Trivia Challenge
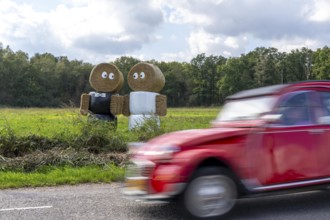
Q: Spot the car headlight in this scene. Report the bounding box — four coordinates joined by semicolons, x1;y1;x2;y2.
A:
138;146;180;163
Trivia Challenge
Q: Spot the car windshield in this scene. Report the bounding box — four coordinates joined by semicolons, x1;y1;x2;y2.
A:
217;96;276;121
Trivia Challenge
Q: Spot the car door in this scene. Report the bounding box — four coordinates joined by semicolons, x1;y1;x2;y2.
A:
313;90;330;177
255;91;320;185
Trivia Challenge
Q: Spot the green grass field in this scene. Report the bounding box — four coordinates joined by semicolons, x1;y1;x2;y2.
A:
0;107;219;139
0;107;220;188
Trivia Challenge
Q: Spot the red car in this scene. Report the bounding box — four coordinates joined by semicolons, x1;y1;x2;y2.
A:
123;81;330;219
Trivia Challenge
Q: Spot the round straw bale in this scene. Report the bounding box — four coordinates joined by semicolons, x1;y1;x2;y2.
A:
90;63;124;93
127;63;165;92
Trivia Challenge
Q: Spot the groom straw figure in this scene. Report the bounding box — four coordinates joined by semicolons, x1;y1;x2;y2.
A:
80;63;124;124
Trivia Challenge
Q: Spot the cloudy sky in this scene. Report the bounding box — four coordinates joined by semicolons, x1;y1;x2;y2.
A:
0;0;329;64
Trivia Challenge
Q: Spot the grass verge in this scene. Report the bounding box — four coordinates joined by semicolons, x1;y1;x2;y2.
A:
0;164;125;189
0;107;220;189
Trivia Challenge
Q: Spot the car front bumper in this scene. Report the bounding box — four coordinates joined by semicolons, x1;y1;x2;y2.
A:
122;159;185;203
122;182;186;203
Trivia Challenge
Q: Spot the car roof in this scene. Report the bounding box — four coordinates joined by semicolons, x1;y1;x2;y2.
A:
226;80;330;100
227;84;290;100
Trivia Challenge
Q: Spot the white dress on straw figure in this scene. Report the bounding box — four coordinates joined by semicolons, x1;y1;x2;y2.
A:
129;91;160;129
111;62;167;130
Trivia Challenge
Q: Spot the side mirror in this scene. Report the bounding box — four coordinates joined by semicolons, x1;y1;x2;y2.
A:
261;114;282;123
318;116;330;125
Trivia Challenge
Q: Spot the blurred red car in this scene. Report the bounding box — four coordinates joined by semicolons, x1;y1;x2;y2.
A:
123;81;330;219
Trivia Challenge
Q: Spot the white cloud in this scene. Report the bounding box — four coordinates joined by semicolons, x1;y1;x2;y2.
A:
0;1;46;38
158;0;330;58
51;0;163;55
161;51;193;62
1;0;330;63
308;0;330;22
271;38;322;52
48;3;124;46
188;29;248;57
0;0;163;62
224;37;241;49
158;0;212;25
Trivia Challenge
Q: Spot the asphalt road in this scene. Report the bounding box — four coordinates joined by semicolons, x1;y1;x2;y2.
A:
1;183;330;220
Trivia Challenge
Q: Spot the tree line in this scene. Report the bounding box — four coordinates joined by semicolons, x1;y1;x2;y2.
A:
1;42;330;107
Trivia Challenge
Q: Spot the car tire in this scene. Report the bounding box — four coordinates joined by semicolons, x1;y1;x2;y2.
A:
180;167;238;219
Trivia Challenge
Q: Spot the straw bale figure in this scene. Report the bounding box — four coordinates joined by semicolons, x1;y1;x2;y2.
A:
80;63;124;124
111;62;167;130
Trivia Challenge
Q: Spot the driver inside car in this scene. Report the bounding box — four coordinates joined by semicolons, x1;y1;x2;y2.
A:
282;106;311;126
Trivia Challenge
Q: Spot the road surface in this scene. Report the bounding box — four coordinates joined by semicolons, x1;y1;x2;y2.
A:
1;183;330;219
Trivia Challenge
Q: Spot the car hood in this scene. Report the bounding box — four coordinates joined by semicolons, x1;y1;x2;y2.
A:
141;127;251;150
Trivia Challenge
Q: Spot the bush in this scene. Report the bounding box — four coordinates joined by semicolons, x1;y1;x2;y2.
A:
0;114;128;172
0;148;128;172
72;116;127;153
131;116;166;141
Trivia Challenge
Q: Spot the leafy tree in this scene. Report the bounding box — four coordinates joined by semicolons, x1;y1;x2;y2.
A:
249;47;282;86
218;54;255;102
280;48;313;83
112;56;140;94
190;54;226;106
156;61;191;107
2;42;330;108
69;60;93;105
30;53;60;106
312;46;330;80
2;48;30;106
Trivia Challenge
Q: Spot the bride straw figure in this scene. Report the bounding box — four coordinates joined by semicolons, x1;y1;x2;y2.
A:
111;62;167;130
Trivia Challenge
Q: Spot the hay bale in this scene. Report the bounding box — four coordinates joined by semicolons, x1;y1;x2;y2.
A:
156;95;167;116
123;95;130;116
80;94;90;115
90;63;124;92
110;95;124;115
127;63;165;92
129;91;158;114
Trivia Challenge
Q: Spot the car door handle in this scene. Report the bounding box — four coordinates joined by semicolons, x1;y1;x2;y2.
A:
309;129;325;134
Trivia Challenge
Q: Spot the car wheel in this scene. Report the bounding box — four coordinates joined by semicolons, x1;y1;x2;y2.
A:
181;167;237;219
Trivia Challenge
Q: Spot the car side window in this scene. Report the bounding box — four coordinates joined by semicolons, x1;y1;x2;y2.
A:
276;92;313;126
320;92;330;116
313;91;330;125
